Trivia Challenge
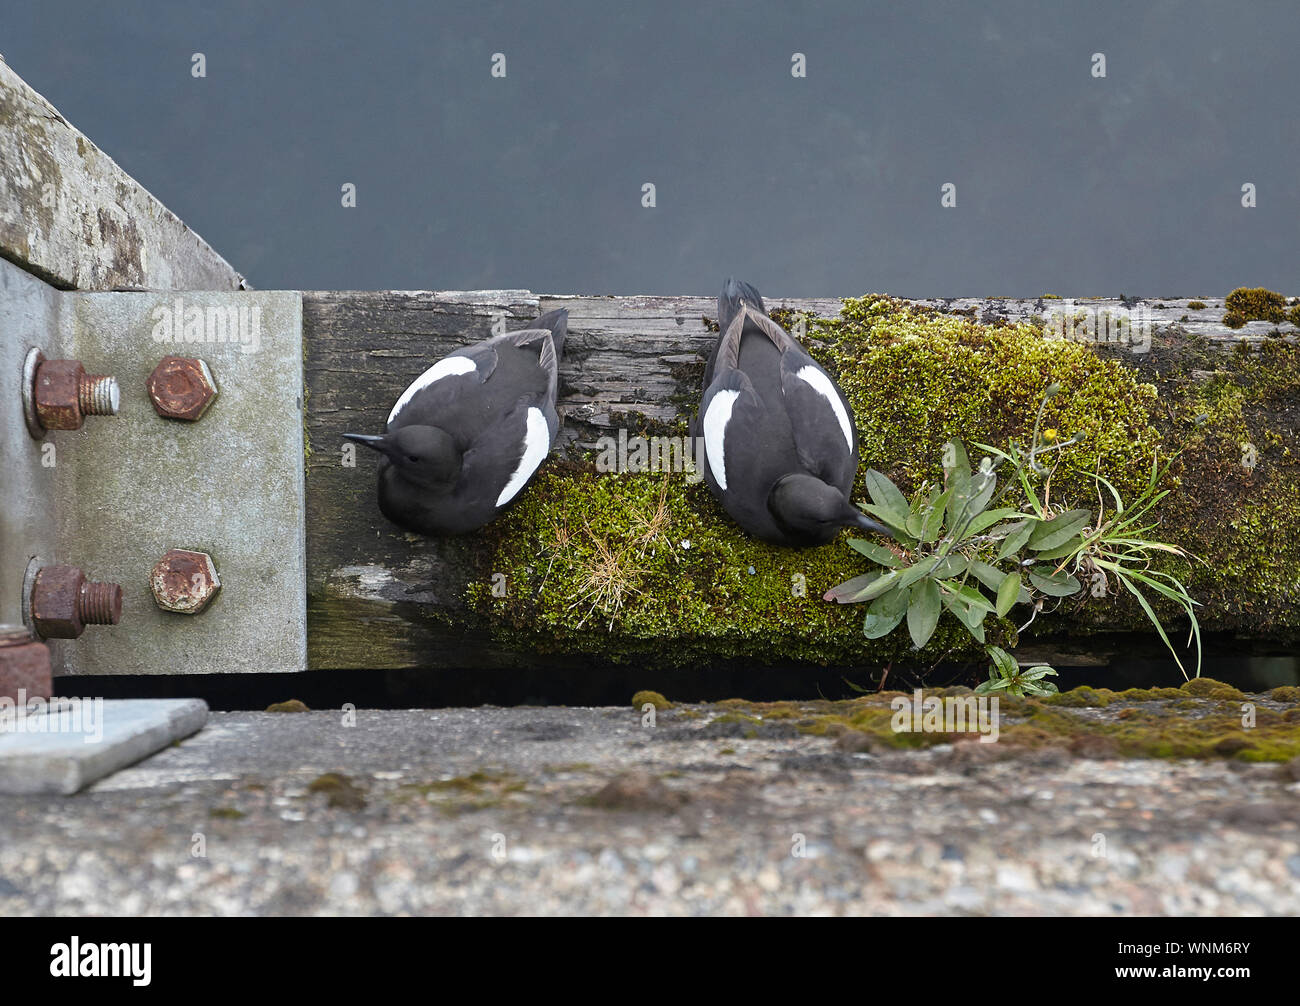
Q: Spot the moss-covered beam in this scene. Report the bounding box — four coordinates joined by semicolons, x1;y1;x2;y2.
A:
305;290;1300;672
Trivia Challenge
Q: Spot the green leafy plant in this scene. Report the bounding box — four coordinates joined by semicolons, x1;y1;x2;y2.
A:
825;387;1202;687
975;646;1058;697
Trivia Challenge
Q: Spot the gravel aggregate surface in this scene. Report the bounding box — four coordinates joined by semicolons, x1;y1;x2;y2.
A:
2;705;1298;916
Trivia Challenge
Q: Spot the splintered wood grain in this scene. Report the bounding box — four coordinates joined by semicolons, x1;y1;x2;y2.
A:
537;294;843;439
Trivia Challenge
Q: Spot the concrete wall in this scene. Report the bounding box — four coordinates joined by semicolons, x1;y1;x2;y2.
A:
0;56;244;292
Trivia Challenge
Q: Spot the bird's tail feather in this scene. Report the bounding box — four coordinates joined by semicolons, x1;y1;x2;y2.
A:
534;308;568;358
718;277;766;334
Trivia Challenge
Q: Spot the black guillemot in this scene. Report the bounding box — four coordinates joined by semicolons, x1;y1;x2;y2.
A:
344;308;568;535
695;278;887;547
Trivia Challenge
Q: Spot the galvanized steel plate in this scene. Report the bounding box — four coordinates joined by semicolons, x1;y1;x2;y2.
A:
1;257;306;675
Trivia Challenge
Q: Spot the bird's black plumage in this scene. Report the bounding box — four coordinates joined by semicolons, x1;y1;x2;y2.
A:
696;279;887;547
344;309;568;535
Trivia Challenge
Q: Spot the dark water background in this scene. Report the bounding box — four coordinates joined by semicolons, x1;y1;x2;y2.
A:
5;0;1298;295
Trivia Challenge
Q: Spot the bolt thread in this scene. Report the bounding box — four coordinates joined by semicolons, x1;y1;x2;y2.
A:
79;375;120;416
78;582;122;625
0;625;33;646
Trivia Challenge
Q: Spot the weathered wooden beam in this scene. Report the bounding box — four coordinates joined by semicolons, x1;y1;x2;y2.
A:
0;56;244;291
304;290;541;669
304;290;1300;671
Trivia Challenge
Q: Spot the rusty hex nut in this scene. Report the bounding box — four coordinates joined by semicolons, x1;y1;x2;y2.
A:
33;358;120;431
30;566;123;640
147;356;218;421
150;550;221;614
0;625;52;702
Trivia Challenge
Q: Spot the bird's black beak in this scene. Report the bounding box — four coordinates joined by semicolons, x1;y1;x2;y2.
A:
846;507;891;537
343;433;392;457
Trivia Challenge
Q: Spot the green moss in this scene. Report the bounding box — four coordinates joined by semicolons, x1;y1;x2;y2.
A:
709;711;762;726
208;807;245;820
306;772;366;810
1159;338;1300;636
1187;301;1207;311
631;690;672;710
467;465;964;665
265;699;309;713
1044;685;1118;707
401;770;523;795
1181;677;1247;701
775;296;1163;505
1224;287;1287;325
1115;687;1187;702
1268;686;1300;702
688;684;1300;761
393;770;525;813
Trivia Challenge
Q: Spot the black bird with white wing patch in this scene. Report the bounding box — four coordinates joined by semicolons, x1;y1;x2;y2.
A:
344;308;568;536
696;279;888;548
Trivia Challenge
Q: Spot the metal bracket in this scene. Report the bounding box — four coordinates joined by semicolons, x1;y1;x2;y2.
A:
1;257;306;675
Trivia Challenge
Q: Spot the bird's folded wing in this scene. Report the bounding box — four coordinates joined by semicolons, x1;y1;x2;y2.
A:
446;340;500;382
744;307;799;352
388;346;494;425
461;396;557;508
779;351;858;486
708;302;793;390
713;309;746;374
699;369;760;492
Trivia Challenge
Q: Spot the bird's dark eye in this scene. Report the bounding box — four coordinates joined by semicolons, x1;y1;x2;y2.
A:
406;454;420;463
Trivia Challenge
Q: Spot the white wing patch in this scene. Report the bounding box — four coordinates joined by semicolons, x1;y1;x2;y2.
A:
387;355;477;425
495;407;551;507
794;365;853;450
702;389;741;491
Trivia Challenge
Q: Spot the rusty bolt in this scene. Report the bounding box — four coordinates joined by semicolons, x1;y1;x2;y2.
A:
150;549;221;614
29;566;123;640
0;625;52;702
147;356;218;421
26;350;120;433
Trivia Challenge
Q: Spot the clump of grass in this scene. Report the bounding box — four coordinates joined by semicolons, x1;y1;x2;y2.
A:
1053;452;1205;678
828;388;1203;690
627;476;676;560
551;476;683;631
567;523;648;630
